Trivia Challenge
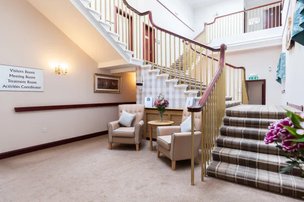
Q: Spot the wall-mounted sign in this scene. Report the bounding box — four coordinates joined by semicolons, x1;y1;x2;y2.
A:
144;97;153;108
248;74;259;80
0;64;44;92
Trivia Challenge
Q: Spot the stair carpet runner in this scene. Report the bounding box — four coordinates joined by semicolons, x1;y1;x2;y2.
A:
207;105;304;199
225;96;241;108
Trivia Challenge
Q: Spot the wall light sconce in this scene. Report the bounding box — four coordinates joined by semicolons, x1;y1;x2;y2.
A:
51;63;68;75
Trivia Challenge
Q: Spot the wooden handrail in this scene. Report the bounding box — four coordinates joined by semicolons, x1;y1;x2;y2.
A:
188;44;227;112
198;44;226;106
122;0;220;52
205;1;282;26
14;102;136;112
188;43;246;74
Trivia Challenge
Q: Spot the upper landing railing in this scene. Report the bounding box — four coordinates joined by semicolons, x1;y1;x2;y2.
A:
196;1;283;44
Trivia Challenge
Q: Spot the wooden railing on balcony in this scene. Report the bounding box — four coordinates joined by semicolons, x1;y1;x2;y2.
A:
196;1;282;44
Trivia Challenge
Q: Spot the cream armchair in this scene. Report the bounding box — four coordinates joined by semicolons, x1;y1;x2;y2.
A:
108;104;144;151
157;108;201;170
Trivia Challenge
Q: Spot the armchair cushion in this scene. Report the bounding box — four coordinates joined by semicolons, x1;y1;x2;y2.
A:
112;127;135;137
157;126;181;136
157;135;171;150
118;110;136;127
180;116;192;132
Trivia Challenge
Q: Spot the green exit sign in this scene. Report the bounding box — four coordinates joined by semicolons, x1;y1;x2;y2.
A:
248;75;259;80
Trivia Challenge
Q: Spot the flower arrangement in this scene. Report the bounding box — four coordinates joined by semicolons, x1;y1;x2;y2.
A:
264;110;304;176
154;94;169;121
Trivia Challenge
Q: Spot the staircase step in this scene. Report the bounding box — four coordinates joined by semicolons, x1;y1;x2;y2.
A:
220;125;268;140
184;90;199;96
108;31;120;41
141;64;152;69
226;105;287;119
225;101;241;108
156;74;169;79
97;19;111;31
174;84;188;88
225;96;232;101
148;69;160;74
223;116;277;129
207;161;304;199
87;7;102;18
165;79;178;84
216;136;281;155
116;41;127;50
212;147;301;177
131;58;143;65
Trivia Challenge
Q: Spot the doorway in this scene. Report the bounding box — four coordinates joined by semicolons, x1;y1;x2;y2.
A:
143;24;155;63
246;79;266;105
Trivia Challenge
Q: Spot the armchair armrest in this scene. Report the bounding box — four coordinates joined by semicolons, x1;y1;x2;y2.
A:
108;120;120;142
157;126;181;137
135;120;144;144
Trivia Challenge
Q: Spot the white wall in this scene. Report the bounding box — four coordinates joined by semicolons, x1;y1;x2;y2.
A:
127;0;195;38
281;0;304;106
226;46;282;105
193;0;244;37
0;0;136;153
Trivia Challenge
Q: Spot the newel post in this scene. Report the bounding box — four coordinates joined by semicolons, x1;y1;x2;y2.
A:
187;106;202;185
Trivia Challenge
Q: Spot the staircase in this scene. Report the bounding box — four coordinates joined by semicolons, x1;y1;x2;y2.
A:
207;105;304;199
136;64;205;109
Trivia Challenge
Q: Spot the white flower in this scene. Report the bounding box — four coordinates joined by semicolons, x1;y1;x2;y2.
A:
300;122;304;129
297;129;304;135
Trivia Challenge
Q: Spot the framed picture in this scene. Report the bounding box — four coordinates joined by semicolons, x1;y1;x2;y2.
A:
94;74;121;93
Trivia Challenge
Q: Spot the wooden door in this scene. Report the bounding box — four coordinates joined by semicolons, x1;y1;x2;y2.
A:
246;79;266;105
143;24;155;63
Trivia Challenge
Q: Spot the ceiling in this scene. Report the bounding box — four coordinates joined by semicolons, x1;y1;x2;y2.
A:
186;0;224;8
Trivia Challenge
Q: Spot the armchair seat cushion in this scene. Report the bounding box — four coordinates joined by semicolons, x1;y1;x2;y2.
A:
112;127;135;137
157;135;171;151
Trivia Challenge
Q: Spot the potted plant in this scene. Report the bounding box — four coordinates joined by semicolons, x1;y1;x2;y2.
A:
264;110;304;176
154;94;169;122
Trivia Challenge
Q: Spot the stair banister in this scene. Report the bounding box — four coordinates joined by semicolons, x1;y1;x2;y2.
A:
188;44;249;104
188;44;227;183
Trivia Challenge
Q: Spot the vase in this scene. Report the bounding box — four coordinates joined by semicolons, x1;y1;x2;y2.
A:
159;110;164;122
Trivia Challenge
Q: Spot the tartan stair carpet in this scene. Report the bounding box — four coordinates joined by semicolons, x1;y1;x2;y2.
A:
207;105;304;199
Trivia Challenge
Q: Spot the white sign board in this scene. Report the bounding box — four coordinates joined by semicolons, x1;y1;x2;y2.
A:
0;65;44;92
144;97;154;108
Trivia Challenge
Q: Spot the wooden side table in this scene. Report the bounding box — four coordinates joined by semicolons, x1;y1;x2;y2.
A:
148;120;174;150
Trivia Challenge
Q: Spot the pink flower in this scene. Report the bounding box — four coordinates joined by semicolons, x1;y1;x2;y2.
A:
264;117;292;144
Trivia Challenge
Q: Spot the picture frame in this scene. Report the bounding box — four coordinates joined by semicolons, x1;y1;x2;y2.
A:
94;74;121;93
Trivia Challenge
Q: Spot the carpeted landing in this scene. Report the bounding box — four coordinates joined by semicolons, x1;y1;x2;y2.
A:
0;135;300;202
207;105;304;200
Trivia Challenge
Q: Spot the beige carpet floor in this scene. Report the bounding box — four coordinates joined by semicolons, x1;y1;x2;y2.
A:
0;135;301;202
